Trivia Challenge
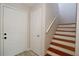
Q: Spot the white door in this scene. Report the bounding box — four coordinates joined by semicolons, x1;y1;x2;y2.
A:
30;8;42;55
3;6;26;56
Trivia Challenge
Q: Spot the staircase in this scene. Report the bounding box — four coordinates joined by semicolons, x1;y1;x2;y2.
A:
45;23;76;56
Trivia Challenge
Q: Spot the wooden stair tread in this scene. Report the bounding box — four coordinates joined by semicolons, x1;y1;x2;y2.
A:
58;27;76;28
48;47;73;56
50;42;75;51
56;30;75;32
59;23;76;25
45;23;76;56
55;33;75;37
53;37;75;43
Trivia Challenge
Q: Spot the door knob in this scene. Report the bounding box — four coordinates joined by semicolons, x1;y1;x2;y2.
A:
4;33;7;35
4;37;7;39
37;35;40;37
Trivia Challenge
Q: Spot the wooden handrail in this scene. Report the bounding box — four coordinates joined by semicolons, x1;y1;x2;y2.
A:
46;16;56;33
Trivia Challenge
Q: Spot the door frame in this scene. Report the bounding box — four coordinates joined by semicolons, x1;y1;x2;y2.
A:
29;5;46;56
30;7;42;55
0;4;12;56
0;4;4;56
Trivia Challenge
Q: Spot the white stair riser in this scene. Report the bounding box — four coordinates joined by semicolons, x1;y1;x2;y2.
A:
54;35;75;41
55;31;75;36
46;50;59;56
52;39;75;47
57;28;76;31
59;24;76;27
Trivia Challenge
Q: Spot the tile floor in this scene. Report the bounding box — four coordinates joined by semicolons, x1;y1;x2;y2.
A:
16;50;37;56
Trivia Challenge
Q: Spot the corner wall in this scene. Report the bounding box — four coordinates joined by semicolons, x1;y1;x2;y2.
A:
58;3;76;24
75;3;79;56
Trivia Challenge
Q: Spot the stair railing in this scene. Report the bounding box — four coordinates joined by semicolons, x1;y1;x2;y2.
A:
46;16;57;33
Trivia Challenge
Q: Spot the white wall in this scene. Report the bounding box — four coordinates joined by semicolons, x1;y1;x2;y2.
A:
58;3;76;24
75;3;79;56
45;3;59;30
29;3;60;55
44;3;59;54
2;3;29;11
0;4;1;56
